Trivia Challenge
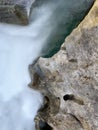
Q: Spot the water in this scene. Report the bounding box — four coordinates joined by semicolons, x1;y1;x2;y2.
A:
0;0;94;130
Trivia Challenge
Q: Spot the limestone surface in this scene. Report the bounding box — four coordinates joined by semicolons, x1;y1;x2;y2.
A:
30;0;98;130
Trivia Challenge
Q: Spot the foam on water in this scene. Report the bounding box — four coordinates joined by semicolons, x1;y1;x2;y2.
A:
0;2;53;130
0;0;94;130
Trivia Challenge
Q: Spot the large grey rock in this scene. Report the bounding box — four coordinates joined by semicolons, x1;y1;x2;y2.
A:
0;0;35;25
30;0;98;130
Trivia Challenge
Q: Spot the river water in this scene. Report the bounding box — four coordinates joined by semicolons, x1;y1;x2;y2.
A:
0;0;94;130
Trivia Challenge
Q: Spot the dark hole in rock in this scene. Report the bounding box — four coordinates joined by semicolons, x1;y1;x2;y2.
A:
57;97;60;100
39;120;53;130
63;94;84;105
63;94;74;101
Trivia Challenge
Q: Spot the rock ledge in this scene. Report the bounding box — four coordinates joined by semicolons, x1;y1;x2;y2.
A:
30;0;98;130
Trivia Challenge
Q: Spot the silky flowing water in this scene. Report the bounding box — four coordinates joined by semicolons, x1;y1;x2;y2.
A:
0;0;94;130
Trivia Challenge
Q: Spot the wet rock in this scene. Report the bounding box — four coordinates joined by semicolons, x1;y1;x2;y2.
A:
0;0;35;25
30;0;98;130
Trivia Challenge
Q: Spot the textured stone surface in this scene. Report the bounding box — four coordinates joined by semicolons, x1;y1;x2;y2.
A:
30;0;98;130
0;0;35;25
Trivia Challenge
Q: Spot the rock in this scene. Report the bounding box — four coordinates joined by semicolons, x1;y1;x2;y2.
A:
30;0;98;130
0;0;35;25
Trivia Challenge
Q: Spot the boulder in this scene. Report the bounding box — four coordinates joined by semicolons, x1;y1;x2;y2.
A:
0;0;35;25
30;0;98;130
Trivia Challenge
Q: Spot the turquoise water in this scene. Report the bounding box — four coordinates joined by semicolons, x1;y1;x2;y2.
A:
38;0;94;57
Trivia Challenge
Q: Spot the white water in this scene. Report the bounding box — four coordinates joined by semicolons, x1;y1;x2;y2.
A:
0;0;93;130
0;3;54;130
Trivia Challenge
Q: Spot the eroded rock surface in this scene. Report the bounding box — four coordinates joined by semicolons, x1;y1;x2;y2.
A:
30;0;98;130
0;0;35;25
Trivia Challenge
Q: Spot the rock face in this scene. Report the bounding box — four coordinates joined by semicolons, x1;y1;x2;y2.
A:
30;0;98;130
0;0;35;25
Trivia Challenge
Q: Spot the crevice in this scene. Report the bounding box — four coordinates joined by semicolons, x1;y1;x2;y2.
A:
69;59;77;62
39;120;53;130
68;113;83;128
39;96;50;112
